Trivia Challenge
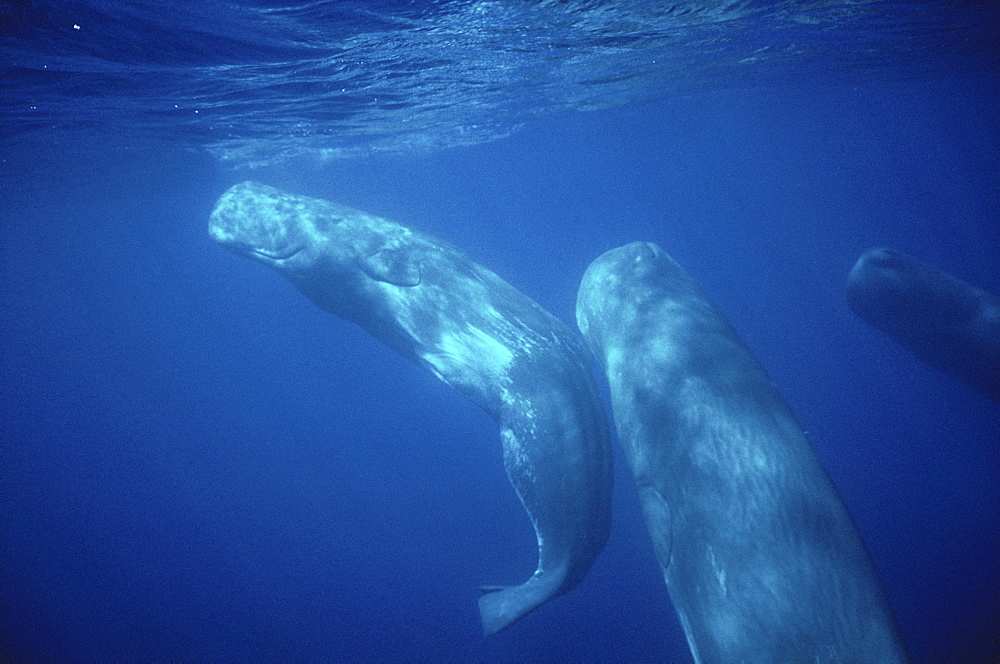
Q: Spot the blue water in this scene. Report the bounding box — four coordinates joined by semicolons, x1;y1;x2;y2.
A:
2;1;998;661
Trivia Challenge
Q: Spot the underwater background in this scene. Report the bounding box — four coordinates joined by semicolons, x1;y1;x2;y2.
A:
2;1;998;661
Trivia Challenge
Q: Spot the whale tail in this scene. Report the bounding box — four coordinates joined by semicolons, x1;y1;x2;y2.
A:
478;570;566;635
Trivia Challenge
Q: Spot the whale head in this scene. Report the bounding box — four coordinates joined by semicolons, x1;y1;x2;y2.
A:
208;181;359;276
577;242;696;336
575;241;717;378
209;181;429;317
846;248;978;330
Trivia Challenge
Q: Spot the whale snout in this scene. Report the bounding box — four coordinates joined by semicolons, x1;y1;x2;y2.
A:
209;181;316;265
847;248;906;302
208;212;303;263
859;247;900;267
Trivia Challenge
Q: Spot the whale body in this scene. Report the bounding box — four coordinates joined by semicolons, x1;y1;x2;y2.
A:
847;247;1000;402
208;182;612;635
577;241;907;663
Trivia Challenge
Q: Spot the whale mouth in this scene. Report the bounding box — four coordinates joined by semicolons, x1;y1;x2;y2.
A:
251;246;303;261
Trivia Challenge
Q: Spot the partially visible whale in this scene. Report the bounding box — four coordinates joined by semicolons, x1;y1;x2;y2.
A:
209;181;612;635
577;242;907;663
847;248;1000;402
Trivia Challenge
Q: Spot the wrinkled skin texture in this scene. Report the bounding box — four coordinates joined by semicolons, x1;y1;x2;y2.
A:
578;241;907;663
210;182;612;635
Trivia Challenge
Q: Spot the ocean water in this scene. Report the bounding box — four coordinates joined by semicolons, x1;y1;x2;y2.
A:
1;1;998;661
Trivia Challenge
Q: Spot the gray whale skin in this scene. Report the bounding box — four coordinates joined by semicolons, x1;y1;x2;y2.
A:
577;241;907;663
847;247;1000;402
209;182;612;635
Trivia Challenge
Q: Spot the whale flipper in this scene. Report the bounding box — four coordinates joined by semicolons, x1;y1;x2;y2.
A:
638;486;673;575
478;571;565;636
